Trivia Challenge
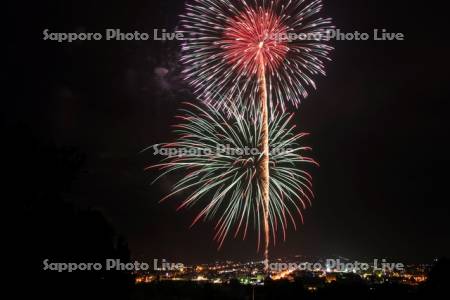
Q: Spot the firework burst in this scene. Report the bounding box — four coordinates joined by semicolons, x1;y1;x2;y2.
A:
148;102;317;249
180;0;333;111
173;0;332;270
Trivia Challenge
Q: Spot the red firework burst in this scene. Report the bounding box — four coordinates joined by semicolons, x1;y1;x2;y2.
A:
181;0;333;110
222;8;289;75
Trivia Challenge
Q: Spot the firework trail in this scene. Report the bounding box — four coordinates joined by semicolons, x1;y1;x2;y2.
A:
148;101;317;252
180;0;332;269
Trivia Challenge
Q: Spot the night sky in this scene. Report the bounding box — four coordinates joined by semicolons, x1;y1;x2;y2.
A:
6;0;450;264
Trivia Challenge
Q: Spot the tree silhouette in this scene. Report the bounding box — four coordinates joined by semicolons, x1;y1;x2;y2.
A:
8;125;133;299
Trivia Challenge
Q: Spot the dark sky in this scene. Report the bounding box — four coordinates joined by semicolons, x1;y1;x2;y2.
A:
6;0;450;264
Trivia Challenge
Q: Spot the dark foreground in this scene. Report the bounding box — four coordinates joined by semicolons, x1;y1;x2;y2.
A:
132;276;444;300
